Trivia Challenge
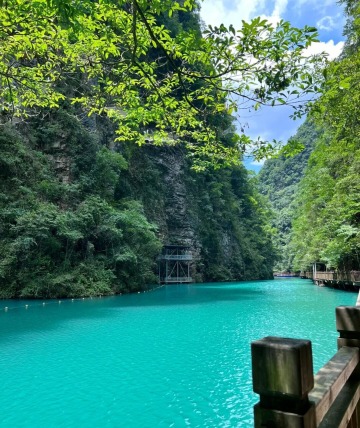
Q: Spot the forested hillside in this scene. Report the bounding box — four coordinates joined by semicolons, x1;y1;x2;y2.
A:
127;144;277;281
258;120;321;271
259;0;360;273
0;99;278;299
2;0;313;298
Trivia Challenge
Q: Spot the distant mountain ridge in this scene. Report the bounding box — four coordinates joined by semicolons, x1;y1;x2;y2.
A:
258;119;321;271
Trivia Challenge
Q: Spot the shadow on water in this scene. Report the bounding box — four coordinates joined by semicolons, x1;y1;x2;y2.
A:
2;279;352;345
0;282;269;344
0;297;117;346
118;282;270;307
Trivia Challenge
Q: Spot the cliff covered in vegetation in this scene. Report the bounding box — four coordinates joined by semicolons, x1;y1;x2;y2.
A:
0;106;275;298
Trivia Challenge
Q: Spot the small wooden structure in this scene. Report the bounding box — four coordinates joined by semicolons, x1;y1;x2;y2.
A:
158;245;192;284
251;304;360;427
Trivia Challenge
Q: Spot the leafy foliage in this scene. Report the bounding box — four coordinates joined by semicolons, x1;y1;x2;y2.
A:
0;0;326;167
290;1;360;271
0;116;161;298
0;104;277;297
120;136;276;282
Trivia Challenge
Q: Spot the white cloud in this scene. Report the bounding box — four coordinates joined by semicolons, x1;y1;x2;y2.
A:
316;15;336;31
272;0;288;19
199;0;266;28
305;40;344;60
258;14;279;27
200;0;290;32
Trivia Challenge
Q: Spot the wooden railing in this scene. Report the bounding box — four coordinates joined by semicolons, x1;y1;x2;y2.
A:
251;305;360;427
300;271;360;283
314;272;336;281
314;271;360;282
300;271;313;279
351;271;360;282
299;270;360;288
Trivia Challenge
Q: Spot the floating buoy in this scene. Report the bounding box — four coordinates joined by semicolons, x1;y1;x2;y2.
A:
58;300;61;304
82;297;85;300
4;307;8;312
43;302;45;306
25;305;28;309
71;299;74;302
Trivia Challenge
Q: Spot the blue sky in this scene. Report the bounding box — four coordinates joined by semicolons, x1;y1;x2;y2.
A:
199;0;346;171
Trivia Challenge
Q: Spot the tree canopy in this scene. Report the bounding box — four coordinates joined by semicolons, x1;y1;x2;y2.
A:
0;0;326;167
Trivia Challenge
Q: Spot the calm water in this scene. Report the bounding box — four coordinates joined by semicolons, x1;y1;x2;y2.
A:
0;279;356;427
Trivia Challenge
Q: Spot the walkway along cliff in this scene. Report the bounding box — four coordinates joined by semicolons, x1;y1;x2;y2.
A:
300;266;360;292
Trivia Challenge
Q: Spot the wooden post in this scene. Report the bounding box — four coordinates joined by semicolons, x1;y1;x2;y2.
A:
251;336;316;427
336;306;360;349
335;306;360;426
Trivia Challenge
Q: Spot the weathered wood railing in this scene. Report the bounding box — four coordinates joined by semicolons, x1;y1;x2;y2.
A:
300;271;313;279
314;272;336;281
314;271;360;282
251;305;360;427
300;271;360;283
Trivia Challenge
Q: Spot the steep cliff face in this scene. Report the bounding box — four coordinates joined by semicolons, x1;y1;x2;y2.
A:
121;143;275;282
0;112;161;298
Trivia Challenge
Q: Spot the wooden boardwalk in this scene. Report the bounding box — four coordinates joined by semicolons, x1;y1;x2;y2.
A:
300;270;360;291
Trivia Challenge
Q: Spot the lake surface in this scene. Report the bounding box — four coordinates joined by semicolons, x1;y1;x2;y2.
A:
0;279;356;427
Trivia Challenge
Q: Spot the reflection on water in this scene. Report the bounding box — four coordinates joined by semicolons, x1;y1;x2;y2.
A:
0;279;356;427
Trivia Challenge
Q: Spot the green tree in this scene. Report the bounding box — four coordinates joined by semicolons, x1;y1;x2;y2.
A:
258;119;321;271
0;114;161;298
290;1;360;271
0;0;325;166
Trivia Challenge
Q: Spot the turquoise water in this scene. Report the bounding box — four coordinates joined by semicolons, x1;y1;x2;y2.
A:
0;279;356;427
